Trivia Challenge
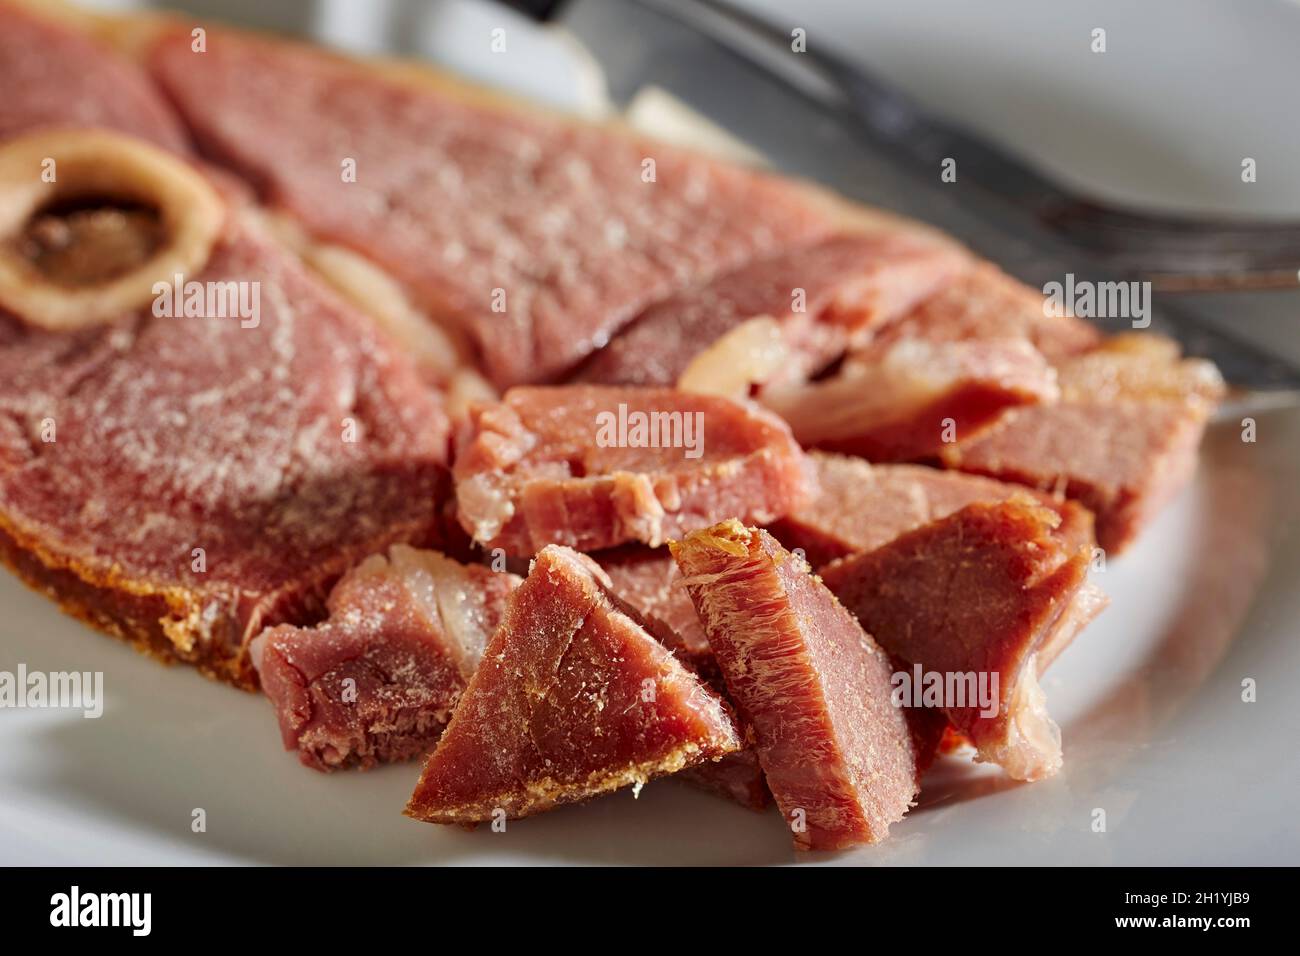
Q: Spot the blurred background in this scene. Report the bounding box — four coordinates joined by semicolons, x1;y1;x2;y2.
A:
77;0;1300;363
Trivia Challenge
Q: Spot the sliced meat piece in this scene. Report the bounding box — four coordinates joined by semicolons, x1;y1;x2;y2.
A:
0;215;452;688
575;233;967;390
771;451;1093;568
251;545;518;771
821;499;1108;781
869;261;1100;364
453;385;811;554
405;545;742;824
0;3;189;151
671;521;922;850
147;27;836;388
940;334;1225;553
762;337;1058;462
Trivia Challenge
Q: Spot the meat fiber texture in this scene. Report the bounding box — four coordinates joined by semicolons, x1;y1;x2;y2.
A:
452;385;812;555
940;334;1226;553
146;25;839;389
822;499;1109;781
771;451;1094;568
0;214;452;688
672;520;923;850
0;2;189;151
405;545;742;824
575;232;967;389
251;545;518;771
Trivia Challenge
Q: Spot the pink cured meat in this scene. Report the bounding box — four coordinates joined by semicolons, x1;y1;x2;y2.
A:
940;335;1225;553
672;521;922;850
0;216;452;687
453;385;812;555
762;337;1058;462
405;545;742;824
251;545;518;770
0;3;190;151
576;233;967;388
821;499;1109;781
147;27;836;388
771;451;1093;568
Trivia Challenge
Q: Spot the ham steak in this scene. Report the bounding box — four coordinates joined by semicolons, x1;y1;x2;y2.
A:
147;26;836;388
672;521;923;850
251;545;518;770
822;499;1108;781
0;215;452;687
405;545;742;824
576;233;967;390
452;385;811;555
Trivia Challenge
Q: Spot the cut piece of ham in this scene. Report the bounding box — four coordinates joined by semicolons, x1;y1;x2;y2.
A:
146;26;837;388
405;545;742;824
771;451;1093;568
251;545;518;771
822;498;1108;781
761;336;1058;462
453;385;812;555
671;520;923;850
0;214;452;688
940;334;1225;553
575;233;967;391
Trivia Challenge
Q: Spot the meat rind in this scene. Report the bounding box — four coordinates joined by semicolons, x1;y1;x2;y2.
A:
453;385;812;554
405;545;742;824
821;499;1108;781
251;545;518;771
672;521;921;850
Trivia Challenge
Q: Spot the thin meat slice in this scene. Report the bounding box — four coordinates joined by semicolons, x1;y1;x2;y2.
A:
405;545;742;824
250;545;518;771
822;499;1109;781
0;215;452;688
0;3;189;151
672;521;922;850
575;233;967;390
453;385;812;555
940;334;1225;553
771;451;1093;568
147;27;835;387
871;262;1100;364
762;337;1058;461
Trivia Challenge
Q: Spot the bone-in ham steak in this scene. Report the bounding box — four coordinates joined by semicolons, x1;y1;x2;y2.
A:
576;233;967;390
452;385;811;555
771;451;1092;568
672;521;923;850
0;215;452;687
147;26;836;388
940;334;1225;552
822;499;1108;781
405;545;741;824
251;545;518;770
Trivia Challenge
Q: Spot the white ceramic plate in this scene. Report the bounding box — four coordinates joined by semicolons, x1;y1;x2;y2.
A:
2;0;1298;865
